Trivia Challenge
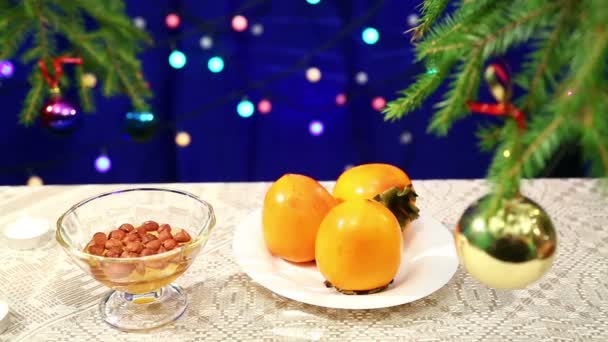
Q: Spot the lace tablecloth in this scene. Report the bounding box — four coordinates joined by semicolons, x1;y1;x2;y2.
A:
0;179;606;341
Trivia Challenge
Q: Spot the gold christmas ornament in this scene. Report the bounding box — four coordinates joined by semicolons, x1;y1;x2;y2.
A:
455;194;556;289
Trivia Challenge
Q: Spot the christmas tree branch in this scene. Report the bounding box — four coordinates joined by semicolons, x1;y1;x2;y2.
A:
504;21;608;183
415;0;501;61
508;116;565;178
427;47;483;135
418;0;560;60
581;107;608;176
0;11;29;60
383;58;456;121
1;0;152;124
476;2;560;58
409;0;450;41
19;72;45;126
476;124;503;152
74;64;94;112
105;46;149;112
519;8;571;112
487;122;523;203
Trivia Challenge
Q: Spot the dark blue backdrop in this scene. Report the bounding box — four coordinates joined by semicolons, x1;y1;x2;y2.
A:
0;0;493;185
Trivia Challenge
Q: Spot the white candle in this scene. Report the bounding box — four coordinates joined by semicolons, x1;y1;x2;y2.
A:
3;216;51;250
0;300;8;334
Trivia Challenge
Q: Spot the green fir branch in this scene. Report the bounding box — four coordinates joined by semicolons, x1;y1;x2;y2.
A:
427;48;483;136
476;124;503;152
415;0;503;61
0;11;30;60
75;64;94;112
19;72;46;126
580;106;608;177
486;121;522;202
105;46;149;112
2;0;153;124
383;58;456;122
417;0;560;60
517;3;576;112
503;22;608;188
408;0;450;41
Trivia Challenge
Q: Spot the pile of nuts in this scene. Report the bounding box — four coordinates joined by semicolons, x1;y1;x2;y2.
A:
85;220;192;258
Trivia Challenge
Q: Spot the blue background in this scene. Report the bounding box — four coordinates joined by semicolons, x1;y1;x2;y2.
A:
0;0;495;185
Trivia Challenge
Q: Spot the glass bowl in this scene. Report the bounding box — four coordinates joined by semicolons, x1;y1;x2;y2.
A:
56;188;215;332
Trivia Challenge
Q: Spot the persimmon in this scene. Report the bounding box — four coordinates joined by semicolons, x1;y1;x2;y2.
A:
333;163;419;229
315;199;402;293
262;174;338;262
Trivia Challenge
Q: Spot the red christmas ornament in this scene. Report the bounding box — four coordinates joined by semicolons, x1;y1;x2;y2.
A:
466;63;526;130
38;57;83;133
41;93;79;132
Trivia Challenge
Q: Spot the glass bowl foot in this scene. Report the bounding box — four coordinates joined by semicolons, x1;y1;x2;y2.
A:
100;284;187;332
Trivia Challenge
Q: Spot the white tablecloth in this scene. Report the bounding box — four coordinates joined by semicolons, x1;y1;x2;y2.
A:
0;179;606;341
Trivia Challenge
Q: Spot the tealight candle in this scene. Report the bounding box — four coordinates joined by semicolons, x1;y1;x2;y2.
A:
3;216;51;250
0;300;8;334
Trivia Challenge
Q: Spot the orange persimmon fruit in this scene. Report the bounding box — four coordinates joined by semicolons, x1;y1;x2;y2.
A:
315;199;402;293
262;174;338;262
333;163;419;229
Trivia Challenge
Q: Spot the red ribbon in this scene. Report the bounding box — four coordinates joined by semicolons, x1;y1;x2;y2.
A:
38;57;83;89
467;63;526;130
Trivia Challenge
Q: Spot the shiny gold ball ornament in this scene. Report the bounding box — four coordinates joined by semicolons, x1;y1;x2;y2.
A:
455;194;557;289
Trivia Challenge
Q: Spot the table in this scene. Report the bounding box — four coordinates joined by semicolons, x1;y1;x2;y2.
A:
0;179;607;341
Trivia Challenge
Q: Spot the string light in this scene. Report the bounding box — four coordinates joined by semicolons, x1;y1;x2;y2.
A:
126;111;154;122
82;73;97;88
251;23;264;36
355;71;368;85
407;14;419;27
503;149;511;158
165;13;180;29
175;131;191;147
27;175;43;186
95;154;111;173
207;56;224;73
309;120;324;136
371;96;386;111
133;16;146;29
362;27;379;45
306;67;321;83
200;36;213;49
306;0;321;4
257;99;272;114
335;93;347;106
232;15;248;32
399;131;413;145
426;67;438;75
0;60;14;78
237;99;255;118
169;50;187;69
567;90;573;96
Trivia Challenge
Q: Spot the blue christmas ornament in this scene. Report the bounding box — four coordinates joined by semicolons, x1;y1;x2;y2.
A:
124;111;157;142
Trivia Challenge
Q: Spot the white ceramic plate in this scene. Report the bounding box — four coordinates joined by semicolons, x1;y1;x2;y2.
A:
233;210;458;309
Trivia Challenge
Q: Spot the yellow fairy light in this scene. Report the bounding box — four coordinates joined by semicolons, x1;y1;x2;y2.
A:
175;131;191;147
82;73;97;88
503;149;511;158
27;175;43;186
305;67;321;83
